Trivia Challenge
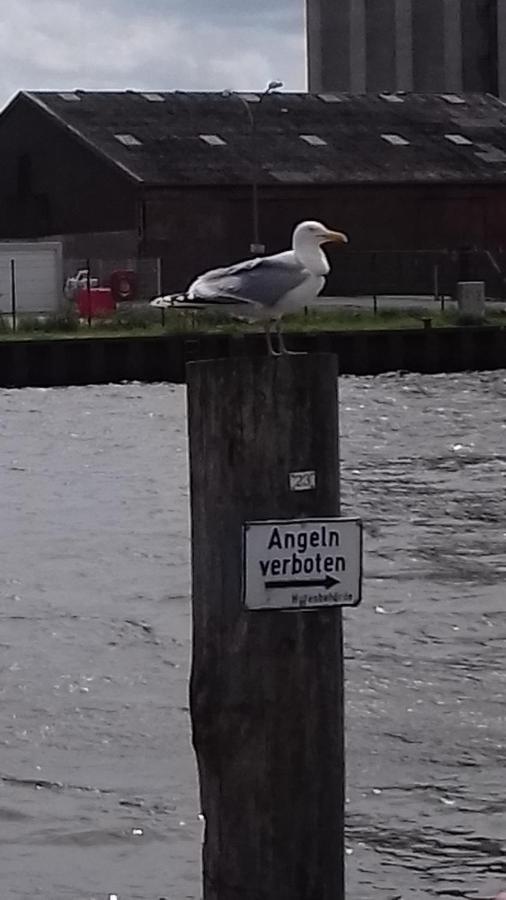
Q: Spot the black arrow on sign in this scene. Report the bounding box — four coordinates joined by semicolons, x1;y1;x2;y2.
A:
265;575;340;590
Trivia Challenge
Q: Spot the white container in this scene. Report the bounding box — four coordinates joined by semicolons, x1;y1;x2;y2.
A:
0;241;63;315
456;281;485;318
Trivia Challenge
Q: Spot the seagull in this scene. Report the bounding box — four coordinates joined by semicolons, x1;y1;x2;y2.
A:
150;220;348;355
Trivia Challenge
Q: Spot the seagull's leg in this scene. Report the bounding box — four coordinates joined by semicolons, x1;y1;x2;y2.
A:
275;319;304;356
277;324;290;355
264;320;281;356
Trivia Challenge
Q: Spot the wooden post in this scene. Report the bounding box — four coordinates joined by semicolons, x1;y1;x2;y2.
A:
187;354;344;900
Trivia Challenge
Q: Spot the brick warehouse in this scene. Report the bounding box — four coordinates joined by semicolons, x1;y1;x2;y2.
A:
2;89;506;294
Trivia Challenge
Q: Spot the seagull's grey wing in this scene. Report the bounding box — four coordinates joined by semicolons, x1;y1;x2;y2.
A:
189;255;309;308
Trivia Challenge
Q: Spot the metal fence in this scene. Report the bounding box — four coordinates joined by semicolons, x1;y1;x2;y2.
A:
323;248;506;300
63;256;162;299
1;248;505;334
0;256;163;332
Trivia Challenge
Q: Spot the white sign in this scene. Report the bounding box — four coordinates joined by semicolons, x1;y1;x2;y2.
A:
242;517;362;611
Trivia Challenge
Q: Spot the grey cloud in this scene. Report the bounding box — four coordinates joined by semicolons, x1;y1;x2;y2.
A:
0;0;304;108
117;0;298;27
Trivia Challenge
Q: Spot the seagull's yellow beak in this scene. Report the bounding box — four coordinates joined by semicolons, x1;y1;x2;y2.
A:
324;230;349;245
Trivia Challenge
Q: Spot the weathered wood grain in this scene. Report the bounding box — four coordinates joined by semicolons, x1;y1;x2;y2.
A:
187;354;344;900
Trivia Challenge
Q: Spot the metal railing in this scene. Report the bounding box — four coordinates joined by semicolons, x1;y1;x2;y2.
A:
0;257;162;332
2;248;505;335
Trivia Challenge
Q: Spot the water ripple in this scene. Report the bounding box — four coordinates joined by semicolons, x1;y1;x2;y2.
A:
0;374;504;899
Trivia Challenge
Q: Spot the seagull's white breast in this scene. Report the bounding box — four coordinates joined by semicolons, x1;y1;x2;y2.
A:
273;272;325;315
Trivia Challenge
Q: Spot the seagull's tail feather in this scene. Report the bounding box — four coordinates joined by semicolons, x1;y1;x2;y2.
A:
149;294;203;309
150;293;248;310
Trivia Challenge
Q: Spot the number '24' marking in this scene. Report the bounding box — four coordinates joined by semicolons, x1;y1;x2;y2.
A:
289;470;316;492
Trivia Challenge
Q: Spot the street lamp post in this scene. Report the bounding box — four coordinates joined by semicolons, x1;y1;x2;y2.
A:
224;80;283;256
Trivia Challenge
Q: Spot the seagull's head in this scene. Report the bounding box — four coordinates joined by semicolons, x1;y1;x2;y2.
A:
294;220;349;248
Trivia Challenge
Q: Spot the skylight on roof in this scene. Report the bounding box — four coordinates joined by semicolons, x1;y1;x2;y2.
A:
445;133;472;146
59;92;80;101
200;134;227;146
141;92;165;102
379;92;404;103
381;133;410;146
318;93;342;103
300;134;327;146
237;92;260;102
474;144;506;163
114;133;142;146
440;93;465;105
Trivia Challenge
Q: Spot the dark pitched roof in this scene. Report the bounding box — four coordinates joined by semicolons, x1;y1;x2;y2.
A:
10;89;506;186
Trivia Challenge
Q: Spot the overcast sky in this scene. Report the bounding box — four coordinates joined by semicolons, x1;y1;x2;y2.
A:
0;0;306;110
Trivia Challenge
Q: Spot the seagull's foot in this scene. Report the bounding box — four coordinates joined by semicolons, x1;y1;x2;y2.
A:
276;329;305;356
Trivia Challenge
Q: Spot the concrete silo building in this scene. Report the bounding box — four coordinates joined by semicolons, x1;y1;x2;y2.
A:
306;0;506;97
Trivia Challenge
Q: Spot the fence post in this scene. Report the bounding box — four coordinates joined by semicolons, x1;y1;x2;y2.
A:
10;259;17;332
156;257;165;327
187;353;346;900
372;251;378;314
86;258;92;328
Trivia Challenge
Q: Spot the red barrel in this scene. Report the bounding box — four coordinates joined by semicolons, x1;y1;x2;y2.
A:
77;287;116;317
109;270;137;303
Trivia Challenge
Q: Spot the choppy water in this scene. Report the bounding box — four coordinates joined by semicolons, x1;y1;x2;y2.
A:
0;372;504;900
